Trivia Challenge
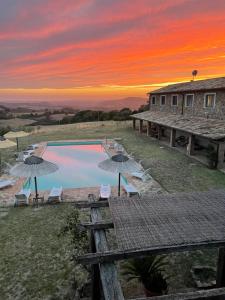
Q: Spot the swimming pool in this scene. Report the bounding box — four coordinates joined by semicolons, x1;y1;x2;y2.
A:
25;141;124;191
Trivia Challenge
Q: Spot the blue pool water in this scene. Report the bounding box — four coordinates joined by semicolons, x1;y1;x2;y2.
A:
25;142;123;191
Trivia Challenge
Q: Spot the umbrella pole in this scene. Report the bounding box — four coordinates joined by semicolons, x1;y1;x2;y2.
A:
118;172;121;197
16;137;19;151
0;151;2;174
34;176;38;200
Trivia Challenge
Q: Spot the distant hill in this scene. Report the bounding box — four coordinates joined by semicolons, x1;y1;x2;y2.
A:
92;97;147;110
0;97;147;111
64;97;147;110
0;104;9;111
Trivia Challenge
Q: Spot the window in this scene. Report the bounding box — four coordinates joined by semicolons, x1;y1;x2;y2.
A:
185;94;194;107
160;95;166;106
204;93;216;108
171;95;178;106
151;95;156;105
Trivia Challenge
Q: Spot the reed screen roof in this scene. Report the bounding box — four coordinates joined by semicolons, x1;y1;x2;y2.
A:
109;190;225;251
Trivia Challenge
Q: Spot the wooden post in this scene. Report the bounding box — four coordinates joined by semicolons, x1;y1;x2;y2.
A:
127;287;225;299
157;125;161;140
187;134;195;156
133;119;136;130
146;122;151;136
170;128;176;147
217;247;225;287
90;229;102;300
90;201;124;300
139;120;143;133
217;142;225;169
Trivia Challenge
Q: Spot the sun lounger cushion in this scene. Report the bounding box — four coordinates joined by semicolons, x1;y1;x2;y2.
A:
0;180;14;189
27;144;39;150
48;187;63;202
132;168;152;182
100;184;111;199
15;189;31;205
122;183;139;197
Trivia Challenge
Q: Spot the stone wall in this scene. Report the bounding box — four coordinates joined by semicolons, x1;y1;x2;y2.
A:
149;90;225;119
150;94;183;114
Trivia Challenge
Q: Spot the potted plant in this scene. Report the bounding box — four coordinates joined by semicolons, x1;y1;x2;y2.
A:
206;145;218;169
121;255;168;297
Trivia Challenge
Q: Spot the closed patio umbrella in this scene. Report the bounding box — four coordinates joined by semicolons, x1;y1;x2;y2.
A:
5;130;30;151
98;153;141;196
0;136;17;172
10;156;58;201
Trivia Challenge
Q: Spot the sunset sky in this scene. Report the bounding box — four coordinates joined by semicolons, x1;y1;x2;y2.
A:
1;0;225;103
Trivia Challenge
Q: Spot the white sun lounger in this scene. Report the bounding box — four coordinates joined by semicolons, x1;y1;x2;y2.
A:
132;168;152;182
99;184;111;199
122;183;140;197
48;186;63;203
27;144;39;151
0;179;15;189
16;150;33;162
23;150;35;156
107;142;118;149
15;189;31;206
16;152;25;162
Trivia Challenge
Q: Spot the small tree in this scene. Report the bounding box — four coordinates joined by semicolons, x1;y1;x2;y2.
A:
60;209;90;297
60;209;89;255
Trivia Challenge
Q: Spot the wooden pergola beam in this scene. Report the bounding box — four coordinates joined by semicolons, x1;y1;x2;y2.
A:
78;240;225;265
74;200;109;209
80;221;114;230
130;287;225;300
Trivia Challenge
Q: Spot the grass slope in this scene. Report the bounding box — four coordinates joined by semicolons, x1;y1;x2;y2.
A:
0;205;74;300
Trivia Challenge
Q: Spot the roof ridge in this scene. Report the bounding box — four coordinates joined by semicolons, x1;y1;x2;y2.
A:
149;76;225;94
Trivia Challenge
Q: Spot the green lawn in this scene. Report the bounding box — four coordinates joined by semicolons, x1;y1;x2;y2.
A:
0;204;75;300
1;121;225;298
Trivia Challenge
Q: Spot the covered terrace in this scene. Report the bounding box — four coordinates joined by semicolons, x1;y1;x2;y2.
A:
131;111;225;169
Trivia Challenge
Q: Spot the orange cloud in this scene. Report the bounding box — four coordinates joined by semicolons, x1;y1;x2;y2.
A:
0;0;225;101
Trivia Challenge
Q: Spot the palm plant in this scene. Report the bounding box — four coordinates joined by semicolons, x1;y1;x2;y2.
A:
121;255;168;297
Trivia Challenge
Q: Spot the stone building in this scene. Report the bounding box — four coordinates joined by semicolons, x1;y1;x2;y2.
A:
132;77;225;169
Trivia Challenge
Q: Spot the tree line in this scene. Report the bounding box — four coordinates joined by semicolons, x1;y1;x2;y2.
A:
60;104;148;124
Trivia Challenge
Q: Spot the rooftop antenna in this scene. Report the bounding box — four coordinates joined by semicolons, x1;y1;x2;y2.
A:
192;70;198;81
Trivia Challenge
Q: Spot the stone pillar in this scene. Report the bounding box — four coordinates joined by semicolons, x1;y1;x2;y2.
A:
146;121;151;136
133;119;136;130
170;128;176;147
139;120;143;133
187;134;195;156
217;142;225;169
